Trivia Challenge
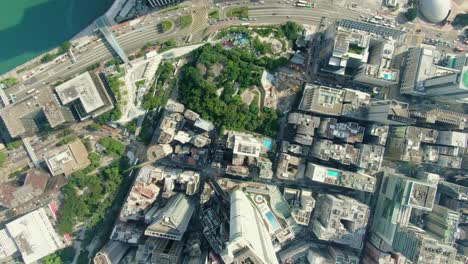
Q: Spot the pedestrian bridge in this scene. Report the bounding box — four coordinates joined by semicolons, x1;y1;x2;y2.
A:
95;17;129;64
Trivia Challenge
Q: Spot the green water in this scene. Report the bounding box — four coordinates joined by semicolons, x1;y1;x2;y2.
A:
0;0;114;74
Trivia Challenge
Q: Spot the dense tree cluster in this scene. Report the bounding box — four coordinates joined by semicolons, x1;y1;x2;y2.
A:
97;74;124;123
452;13;468;27
253;36;273;54
41;41;72;63
178;44;281;137
56;153;128;235
159;39;178;53
0;77;18;87
280;21;303;41
405;8;417;21
98;137;126;157
142;62;175;110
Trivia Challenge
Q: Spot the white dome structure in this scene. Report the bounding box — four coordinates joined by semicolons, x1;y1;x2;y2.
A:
418;0;451;24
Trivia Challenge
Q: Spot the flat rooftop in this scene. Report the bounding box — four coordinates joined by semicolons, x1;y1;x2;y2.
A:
0;87;72;138
44;140;90;176
0;169;50;209
6;207;65;264
55;72;105;114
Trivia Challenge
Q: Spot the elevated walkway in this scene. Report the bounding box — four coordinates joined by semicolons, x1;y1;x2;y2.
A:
95;17;129;64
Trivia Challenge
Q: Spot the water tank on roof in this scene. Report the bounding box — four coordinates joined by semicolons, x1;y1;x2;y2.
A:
418;0;451;24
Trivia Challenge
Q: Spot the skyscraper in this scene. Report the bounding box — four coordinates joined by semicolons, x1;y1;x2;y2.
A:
145;194;194;241
220;190;279;264
371;173;437;250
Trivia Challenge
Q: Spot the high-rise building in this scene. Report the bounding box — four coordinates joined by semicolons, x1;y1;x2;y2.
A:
311;194;369;249
371;173;437;251
362;100;416;125
409;106;468;130
282;188;315;226
307;244;360;264
384;127;466;168
353;39;399;87
437;181;468;212
220;190;279;264
400;45;438;95
145;194;194;241
134;238;183;264
305;162;376;192
287;112;320;146
392;226;457;264
299;85;370;117
424;66;468;102
319;19;405;77
424;205;460;245
94;241;130;264
400;44;468;102
362;242;407;264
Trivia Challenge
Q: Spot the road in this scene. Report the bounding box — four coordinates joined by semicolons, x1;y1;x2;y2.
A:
3;0;463;103
4;0;365;100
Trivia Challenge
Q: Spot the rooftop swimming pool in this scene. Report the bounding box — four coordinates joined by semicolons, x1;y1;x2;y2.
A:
382;73;394;80
265;211;281;231
263;139;273;151
327;170;340;177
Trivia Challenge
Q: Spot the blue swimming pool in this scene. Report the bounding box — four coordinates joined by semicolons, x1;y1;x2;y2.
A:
263;139;273;151
266;211;281;230
327;170;340;177
383;73;394;80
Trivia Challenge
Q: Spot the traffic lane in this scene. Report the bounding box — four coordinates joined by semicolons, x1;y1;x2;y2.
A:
6;24;178;97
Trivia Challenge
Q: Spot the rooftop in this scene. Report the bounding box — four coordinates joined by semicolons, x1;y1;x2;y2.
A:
44;140;90;176
305;162;376;192
0;87;73;138
0;169;50;209
0;229;17;259
317;118;365;143
276;153;306;181
357;144;385;171
55;72;106;114
311;139;360;165
120;165;161;221
145;193;194;241
409;107;468;130
6;207;65;264
299;85;370;117
312;194;369;249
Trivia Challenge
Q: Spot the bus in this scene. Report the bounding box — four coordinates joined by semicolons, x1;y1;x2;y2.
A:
297;0;307;4
296;3;306;7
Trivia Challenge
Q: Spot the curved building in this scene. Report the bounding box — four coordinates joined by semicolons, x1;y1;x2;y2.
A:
221;190;279;264
418;0;451;24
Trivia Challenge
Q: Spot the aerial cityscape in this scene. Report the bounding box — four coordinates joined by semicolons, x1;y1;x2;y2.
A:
0;0;467;264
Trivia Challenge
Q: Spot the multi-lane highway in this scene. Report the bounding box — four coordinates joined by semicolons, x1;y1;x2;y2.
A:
4;0;366;100
3;0;460;100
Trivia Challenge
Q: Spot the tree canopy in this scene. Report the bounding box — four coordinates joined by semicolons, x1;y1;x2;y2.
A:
99;137;126;157
405;8;417;21
452;13;468;27
281;21;303;41
177;44;281;137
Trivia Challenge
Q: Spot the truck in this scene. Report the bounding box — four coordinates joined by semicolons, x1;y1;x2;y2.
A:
296;3;306;7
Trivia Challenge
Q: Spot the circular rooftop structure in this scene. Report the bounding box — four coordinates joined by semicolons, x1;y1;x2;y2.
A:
418;0;451;24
